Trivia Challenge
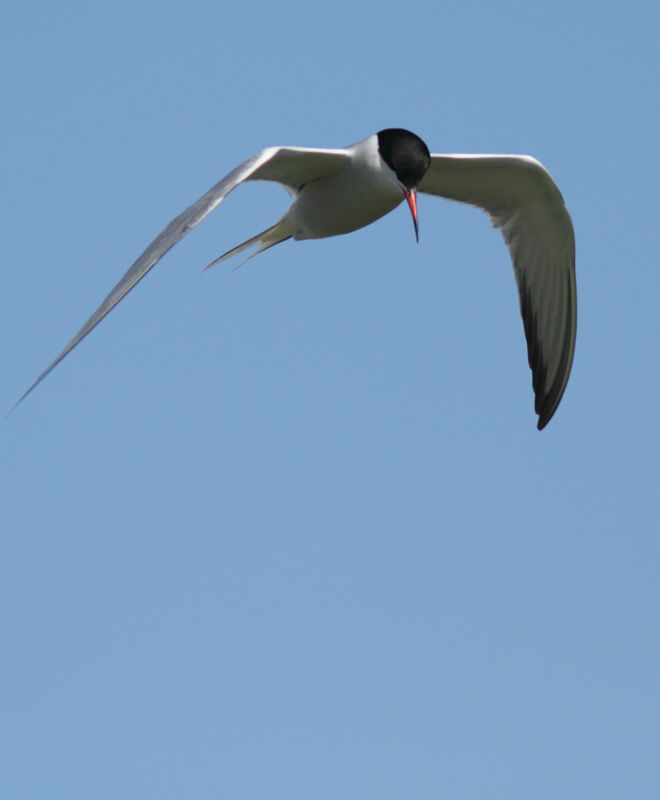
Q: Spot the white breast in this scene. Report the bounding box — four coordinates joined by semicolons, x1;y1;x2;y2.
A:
285;135;404;240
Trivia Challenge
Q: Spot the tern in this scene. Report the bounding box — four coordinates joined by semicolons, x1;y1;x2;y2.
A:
15;128;576;428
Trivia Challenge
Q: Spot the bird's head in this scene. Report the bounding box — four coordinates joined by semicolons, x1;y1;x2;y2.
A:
377;128;431;242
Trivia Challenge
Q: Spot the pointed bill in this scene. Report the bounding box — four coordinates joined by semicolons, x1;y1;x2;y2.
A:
405;189;419;242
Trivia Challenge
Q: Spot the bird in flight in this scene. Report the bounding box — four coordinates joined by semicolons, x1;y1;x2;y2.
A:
15;128;576;429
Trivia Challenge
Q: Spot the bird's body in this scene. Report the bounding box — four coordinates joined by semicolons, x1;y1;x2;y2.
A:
15;129;576;429
208;133;419;266
287;138;404;239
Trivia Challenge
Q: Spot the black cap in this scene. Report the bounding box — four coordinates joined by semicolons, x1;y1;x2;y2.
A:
377;129;431;189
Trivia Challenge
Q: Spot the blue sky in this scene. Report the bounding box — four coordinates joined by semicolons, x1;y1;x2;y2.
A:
2;1;659;797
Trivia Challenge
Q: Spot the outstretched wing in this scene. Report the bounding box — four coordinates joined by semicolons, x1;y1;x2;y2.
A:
420;155;576;429
14;145;351;409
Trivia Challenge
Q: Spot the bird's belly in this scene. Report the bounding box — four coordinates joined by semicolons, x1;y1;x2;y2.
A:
286;173;403;240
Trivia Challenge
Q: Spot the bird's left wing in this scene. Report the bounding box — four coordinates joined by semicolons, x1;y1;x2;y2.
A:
14;145;351;409
419;154;576;429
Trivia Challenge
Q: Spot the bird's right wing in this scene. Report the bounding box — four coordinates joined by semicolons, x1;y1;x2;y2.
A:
14;146;351;409
420;154;576;429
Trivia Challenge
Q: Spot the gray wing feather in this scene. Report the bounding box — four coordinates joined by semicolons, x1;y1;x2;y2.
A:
419;155;576;429
13;145;350;409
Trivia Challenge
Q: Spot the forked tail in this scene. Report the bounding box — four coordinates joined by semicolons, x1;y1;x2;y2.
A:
203;219;292;272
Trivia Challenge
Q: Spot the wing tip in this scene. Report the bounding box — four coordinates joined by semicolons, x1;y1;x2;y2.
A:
536;411;551;431
7;382;40;417
534;381;570;431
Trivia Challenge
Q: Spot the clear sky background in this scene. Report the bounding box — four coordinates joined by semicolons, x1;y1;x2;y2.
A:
2;1;659;797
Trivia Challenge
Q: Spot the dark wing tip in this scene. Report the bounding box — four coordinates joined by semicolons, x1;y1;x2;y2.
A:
537;408;552;431
519;274;576;432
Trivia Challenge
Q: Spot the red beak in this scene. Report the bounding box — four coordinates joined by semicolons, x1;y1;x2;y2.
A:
405;189;419;242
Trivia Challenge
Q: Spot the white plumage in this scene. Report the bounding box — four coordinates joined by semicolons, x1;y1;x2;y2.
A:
15;129;576;429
